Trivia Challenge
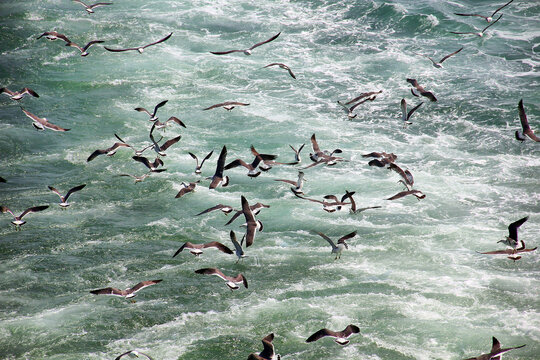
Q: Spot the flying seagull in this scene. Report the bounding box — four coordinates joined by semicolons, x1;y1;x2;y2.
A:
516;99;539;142
195;268;248;291
149;124;181;157
343;190;381;214
114;134;154;156
72;0;112;13
48;184;86;208
208;145;229;189
65;40;104;56
189;151;214;174
241;195;263;247
385;189;426;201
363;151;397;167
132;156;166;172
87;141;130;162
306;324;360;345
175;181;199;198
1;205;49;230
343;90;383;105
337;96;377;119
223;202;270;226
263;63;296;79
400;98;423;126
173;241;233;257
454;0;513;22
37;31;71;43
153;116;186;129
210;32;281;56
288;143;305;164
0;87;39;101
117;173;154;183
498;216;529;250
203;101;249;111
294;193;350;213
224;151;277;178
229;230;247;263
90;280;162;298
274;171;306;195
415;47;463;68
389;163;414;189
450;14;503;37
315;231;357;260
104;32;172;54
247;333;281;360
195;204;235;216
135;100;168;121
115;350;154;360
406;79;437;102
478;246;537;262
463;336;525;360
21;108;70;131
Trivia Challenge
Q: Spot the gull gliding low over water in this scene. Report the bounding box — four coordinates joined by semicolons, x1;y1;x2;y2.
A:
21;108;70;131
1;205;49;230
104;32;172;54
463;336;525;360
263;63;296;79
48;184;86;208
188;150;213;174
306;324;361;345
247;333;281;360
450;14;503;37
400;98;423;126
72;0;112;14
0;87;39;100
135;100;168;121
195;268;248;291
203;101;250;111
415;47;463;68
173;241;233;257
454;0;513;22
497;216;528;250
90;280;162;298
114;350;154;360
210;32;280;56
208;145;229;189
65;40;104;56
314;230;357;260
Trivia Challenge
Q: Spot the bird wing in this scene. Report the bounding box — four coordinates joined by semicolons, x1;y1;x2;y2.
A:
210;49;244;55
82;40;105;51
166;116;186;128
159;135;181;151
128;280;162;294
143;32;173;49
87;149;107;162
258;338;276;359
196;204;230;216
274;179;297;186
195;267;226;280
0;88;15;96
420;91;437;102
310;133;321;153
306;328;335;342
224;159;250;170
491;0;513;17
337;100;351;112
453;13;487;20
64;184;86;201
90;287;126;296
349;96;376;111
508;216;528;241
48;186;64;200
104;46;140;52
21;87;39;98
518;100;540;141
407;102;423;120
200;150;214;166
439;47;463;63
203;241;234;254
316;232;337;250
249;32;281;50
133;156;153;170
338;231;358;243
20;205;49;218
223;210;243;226
153;99;168;115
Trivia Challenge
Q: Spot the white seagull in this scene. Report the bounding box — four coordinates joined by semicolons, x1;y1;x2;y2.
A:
48;184;86;208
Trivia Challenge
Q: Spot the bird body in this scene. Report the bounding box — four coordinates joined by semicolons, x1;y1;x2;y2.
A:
463;336;525;360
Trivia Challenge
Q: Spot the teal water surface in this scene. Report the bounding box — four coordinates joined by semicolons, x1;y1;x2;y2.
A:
0;1;539;359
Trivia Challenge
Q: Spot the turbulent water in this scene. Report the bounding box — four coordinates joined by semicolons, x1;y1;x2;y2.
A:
0;0;539;359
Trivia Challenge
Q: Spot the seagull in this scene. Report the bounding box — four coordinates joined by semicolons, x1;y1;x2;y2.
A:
415;47;463;68
363;152;397;167
65;40;104;56
149;124;181;157
173;241;233;257
104;32;173;54
189;151;214;174
72;0;112;13
90;280;162;298
385;189;425;201
247;333;281;360
224;202;270;226
203;101;250;111
343;90;383;106
463;336;525;360
229;230;247;263
132;156;166;172
479;246;537;262
87;141;130;162
289;143;305;164
195;204;236;216
224;152;277;178
114;134;154;156
153;116;186;130
516;99;539;142
48;184;86;208
21;108;70;132
306;324;360;345
274;171;306;195
0;87;39;101
450;14;503;37
294;193;350;213
115;350;154;360
497;216;529;250
241;195;263;247
406;79;437;102
117;173;154;183
400;98;423;126
263;63;296;79
208;145;229;189
175;181;199;198
1;205;49;230
37;31;71;43
388;163;414;189
307;134;344;166
454;0;513;22
249;145;282;171
337;96;377;119
315;231;357;260
343;190;381;214
210;32;281;56
195;268;248;290
134;100;168;121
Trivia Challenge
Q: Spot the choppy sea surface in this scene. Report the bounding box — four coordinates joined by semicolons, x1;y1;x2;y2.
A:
0;0;539;359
